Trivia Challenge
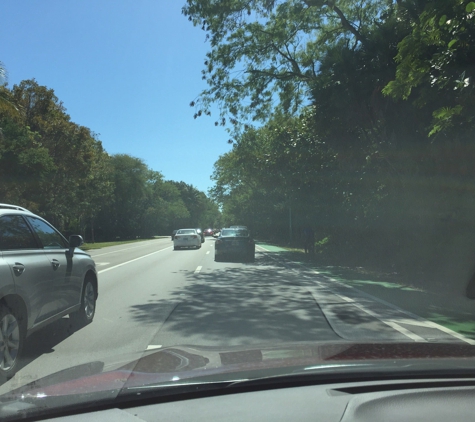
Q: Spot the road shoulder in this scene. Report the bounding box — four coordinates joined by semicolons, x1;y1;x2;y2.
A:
256;242;475;341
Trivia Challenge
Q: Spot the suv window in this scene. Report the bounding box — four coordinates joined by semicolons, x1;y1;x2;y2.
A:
26;217;68;249
0;215;38;250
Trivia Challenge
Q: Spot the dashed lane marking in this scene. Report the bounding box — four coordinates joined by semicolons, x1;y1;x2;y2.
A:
206;251;210;255
194;266;202;274
146;345;162;351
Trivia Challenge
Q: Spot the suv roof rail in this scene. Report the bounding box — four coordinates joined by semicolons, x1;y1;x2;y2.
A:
0;203;32;212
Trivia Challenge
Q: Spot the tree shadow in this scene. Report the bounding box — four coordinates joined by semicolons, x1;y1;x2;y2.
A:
14;317;77;376
255;249;475;340
317;268;475;339
128;246;475;346
129;252;342;347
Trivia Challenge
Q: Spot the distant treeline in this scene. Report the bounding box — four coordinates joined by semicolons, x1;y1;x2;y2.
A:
0;79;221;241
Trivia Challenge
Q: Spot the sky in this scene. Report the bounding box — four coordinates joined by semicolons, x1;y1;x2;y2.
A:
0;0;232;194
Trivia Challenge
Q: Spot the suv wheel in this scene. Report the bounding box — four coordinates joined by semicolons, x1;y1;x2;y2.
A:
0;305;24;380
70;276;97;328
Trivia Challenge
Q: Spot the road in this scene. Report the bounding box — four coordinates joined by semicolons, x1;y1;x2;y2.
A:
2;237;474;392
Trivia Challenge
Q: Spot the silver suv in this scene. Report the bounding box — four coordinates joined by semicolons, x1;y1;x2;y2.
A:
0;204;98;379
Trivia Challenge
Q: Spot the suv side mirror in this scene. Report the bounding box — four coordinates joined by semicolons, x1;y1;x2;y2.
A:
69;235;84;256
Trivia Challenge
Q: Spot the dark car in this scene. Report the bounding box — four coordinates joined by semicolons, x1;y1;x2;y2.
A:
204;228;214;236
215;228;255;262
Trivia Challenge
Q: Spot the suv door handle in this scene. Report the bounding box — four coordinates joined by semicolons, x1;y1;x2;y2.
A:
51;259;60;270
13;263;25;276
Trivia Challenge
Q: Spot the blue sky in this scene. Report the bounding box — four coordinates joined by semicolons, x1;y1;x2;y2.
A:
1;0;231;194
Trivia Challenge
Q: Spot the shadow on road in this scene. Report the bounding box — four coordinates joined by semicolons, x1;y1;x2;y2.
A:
309;266;475;339
128;247;475;345
262;249;475;339
129;252;341;347
16;317;77;375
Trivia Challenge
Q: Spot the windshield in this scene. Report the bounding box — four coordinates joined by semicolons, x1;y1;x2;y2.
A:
221;229;250;237
1;0;475;419
177;229;197;235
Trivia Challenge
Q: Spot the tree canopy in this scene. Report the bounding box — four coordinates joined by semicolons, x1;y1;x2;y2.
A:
0;79;221;240
184;0;475;138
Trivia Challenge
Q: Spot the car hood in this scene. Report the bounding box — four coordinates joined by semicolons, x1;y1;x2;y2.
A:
1;341;475;418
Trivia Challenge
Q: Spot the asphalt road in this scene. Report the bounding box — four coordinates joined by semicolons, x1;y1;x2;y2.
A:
2;236;474;392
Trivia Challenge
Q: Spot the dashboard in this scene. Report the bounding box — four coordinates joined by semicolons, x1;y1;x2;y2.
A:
29;378;475;422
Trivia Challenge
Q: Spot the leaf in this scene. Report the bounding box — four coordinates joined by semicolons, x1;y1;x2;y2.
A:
466;2;475;13
448;39;457;48
439;15;447;26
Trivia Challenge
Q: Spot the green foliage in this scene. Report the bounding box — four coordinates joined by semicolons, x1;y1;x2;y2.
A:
0;80;115;232
0;79;220;240
382;0;475;136
183;0;392;135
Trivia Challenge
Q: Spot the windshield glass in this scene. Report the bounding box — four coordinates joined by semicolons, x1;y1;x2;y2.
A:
221;229;249;237
1;0;475;419
177;229;196;235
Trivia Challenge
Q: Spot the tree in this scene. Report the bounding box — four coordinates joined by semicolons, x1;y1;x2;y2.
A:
1;78;220;242
95;154;149;239
183;0;394;134
383;0;475;136
0;80;114;233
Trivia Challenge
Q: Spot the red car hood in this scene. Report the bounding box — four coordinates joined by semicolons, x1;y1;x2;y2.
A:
4;341;475;395
1;341;475;418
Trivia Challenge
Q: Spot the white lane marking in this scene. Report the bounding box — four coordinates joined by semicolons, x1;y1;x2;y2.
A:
398;318;475;345
336;292;427;342
383;322;427;342
206;251;210;255
256;245;475;344
194;266;202;274
256;245;275;252
320;271;475;345
91;240;169;257
98;247;172;274
146;345;162;351
95;262;110;266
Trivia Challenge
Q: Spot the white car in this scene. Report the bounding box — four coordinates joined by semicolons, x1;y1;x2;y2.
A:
173;229;202;250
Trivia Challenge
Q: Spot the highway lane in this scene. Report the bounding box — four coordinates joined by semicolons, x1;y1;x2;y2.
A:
2;236;473;392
